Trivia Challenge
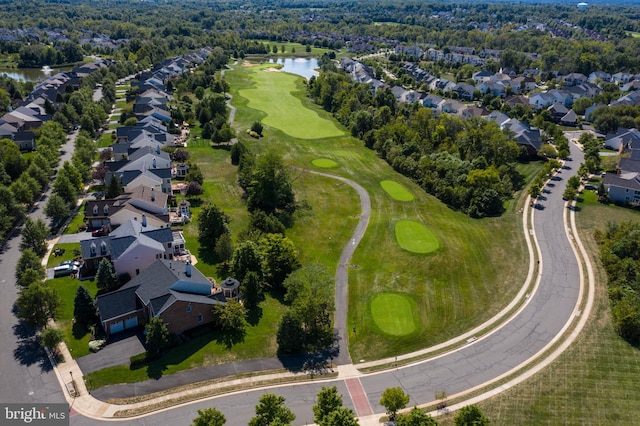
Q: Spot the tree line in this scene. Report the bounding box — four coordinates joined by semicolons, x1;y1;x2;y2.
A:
307;72;525;218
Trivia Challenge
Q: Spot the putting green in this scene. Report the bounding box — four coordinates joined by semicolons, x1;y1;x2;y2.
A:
370;293;416;336
380;180;414;201
312;158;339;168
395;220;440;254
238;69;345;139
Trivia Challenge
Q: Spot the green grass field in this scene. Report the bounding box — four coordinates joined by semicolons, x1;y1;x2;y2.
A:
47;268;99;358
311;158;339;168
237;65;345;139
381;180;415;201
395;220;440;254
226;63;531;361
370;293;416;336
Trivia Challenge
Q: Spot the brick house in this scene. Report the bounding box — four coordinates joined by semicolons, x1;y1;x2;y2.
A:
96;259;227;337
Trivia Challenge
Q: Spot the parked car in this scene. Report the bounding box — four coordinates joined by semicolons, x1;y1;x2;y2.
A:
584;184;598;190
53;264;78;278
92;228;108;237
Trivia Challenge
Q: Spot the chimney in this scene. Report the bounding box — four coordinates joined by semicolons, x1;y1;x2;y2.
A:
185;262;192;277
152;158;157;169
142;214;147;227
151;187;155;201
156;145;161;154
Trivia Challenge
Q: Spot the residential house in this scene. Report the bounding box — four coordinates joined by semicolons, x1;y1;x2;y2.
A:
604;128;640;150
509;77;537;93
561;110;578;127
454;83;476;101
96;259;227;337
504;95;530;108
84;185;170;229
80;218;185;278
588;71;612;84
477;81;506;98
621;80;640;92
603;157;640;206
437;99;464;114
584;103;606;121
563;73;587;87
422;94;443;109
547;103;569;122
500;118;542;156
472;70;494;84
612;72;633;85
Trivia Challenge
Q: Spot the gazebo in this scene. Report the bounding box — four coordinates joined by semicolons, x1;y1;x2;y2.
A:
220;277;240;301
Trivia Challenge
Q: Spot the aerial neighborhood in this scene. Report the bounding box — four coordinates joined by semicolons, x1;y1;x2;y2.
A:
3;1;640;424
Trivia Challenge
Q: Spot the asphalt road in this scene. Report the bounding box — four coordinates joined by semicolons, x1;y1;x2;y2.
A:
0;130;79;407
68;144;585;425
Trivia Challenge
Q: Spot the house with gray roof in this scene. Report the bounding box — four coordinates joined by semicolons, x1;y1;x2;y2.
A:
96;259;226;337
80;218;184;279
604;157;640;206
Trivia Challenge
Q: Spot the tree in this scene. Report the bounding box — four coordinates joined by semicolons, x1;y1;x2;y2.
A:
173;148;190;163
231;240;263;284
396;407;439;426
230;141;248;166
145;317;170;356
248;393;295;426
185;163;204;185
192;407;226;426
73;286;96;328
380;387;410;421
95;258;118;292
106;174;123;199
41;327;64;355
276;310;305;353
251;121;263;136
283;264;333;305
241;271;263;310
259;233;300;289
15;282;61;329
16;249;45;288
186;181;204;197
246;151;296;218
454;405;489;426
45;193;71;225
212;300;247;347
321;407;359;426
214;233;234;264
197;203;230;248
313;386;343;425
20;218;48;257
562;186;577;201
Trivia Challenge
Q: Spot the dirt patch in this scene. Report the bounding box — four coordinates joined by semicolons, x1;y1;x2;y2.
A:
242;61;259;67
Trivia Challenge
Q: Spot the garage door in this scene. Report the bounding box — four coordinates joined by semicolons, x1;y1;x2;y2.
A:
109;321;124;334
124;317;138;329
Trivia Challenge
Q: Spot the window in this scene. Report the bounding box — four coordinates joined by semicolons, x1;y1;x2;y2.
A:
198;314;203;323
103;205;109;215
167;242;172;248
186;305;192;313
93;205;98;215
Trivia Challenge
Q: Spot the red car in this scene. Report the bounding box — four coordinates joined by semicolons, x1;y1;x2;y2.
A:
92;228;107;237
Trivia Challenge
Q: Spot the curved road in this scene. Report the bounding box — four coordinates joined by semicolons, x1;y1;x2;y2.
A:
68;144;586;425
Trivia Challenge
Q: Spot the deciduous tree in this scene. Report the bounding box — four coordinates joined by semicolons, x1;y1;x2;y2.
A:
145;317;170;356
15;282;61;329
20;218;48;257
191;407;226;426
197;203;230;249
41;327;64;354
454;405;489;426
313;386;343;425
45;193;71;225
248;393;295;426
380;387;410;421
16;249;45;288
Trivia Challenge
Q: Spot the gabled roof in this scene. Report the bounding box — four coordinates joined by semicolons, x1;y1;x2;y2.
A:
96;286;141;322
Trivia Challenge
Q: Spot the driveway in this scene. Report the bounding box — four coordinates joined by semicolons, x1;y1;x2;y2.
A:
76;329;146;375
57;230;93;244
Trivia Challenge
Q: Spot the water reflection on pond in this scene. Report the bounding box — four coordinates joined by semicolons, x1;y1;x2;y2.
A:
267;58;319;79
0;65;73;82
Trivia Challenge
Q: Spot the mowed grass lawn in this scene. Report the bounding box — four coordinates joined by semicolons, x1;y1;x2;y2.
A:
469;190;640;425
237;65;345;139
226;63;530;361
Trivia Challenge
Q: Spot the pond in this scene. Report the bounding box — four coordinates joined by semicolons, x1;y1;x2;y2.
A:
267;57;319;80
0;65;73;82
